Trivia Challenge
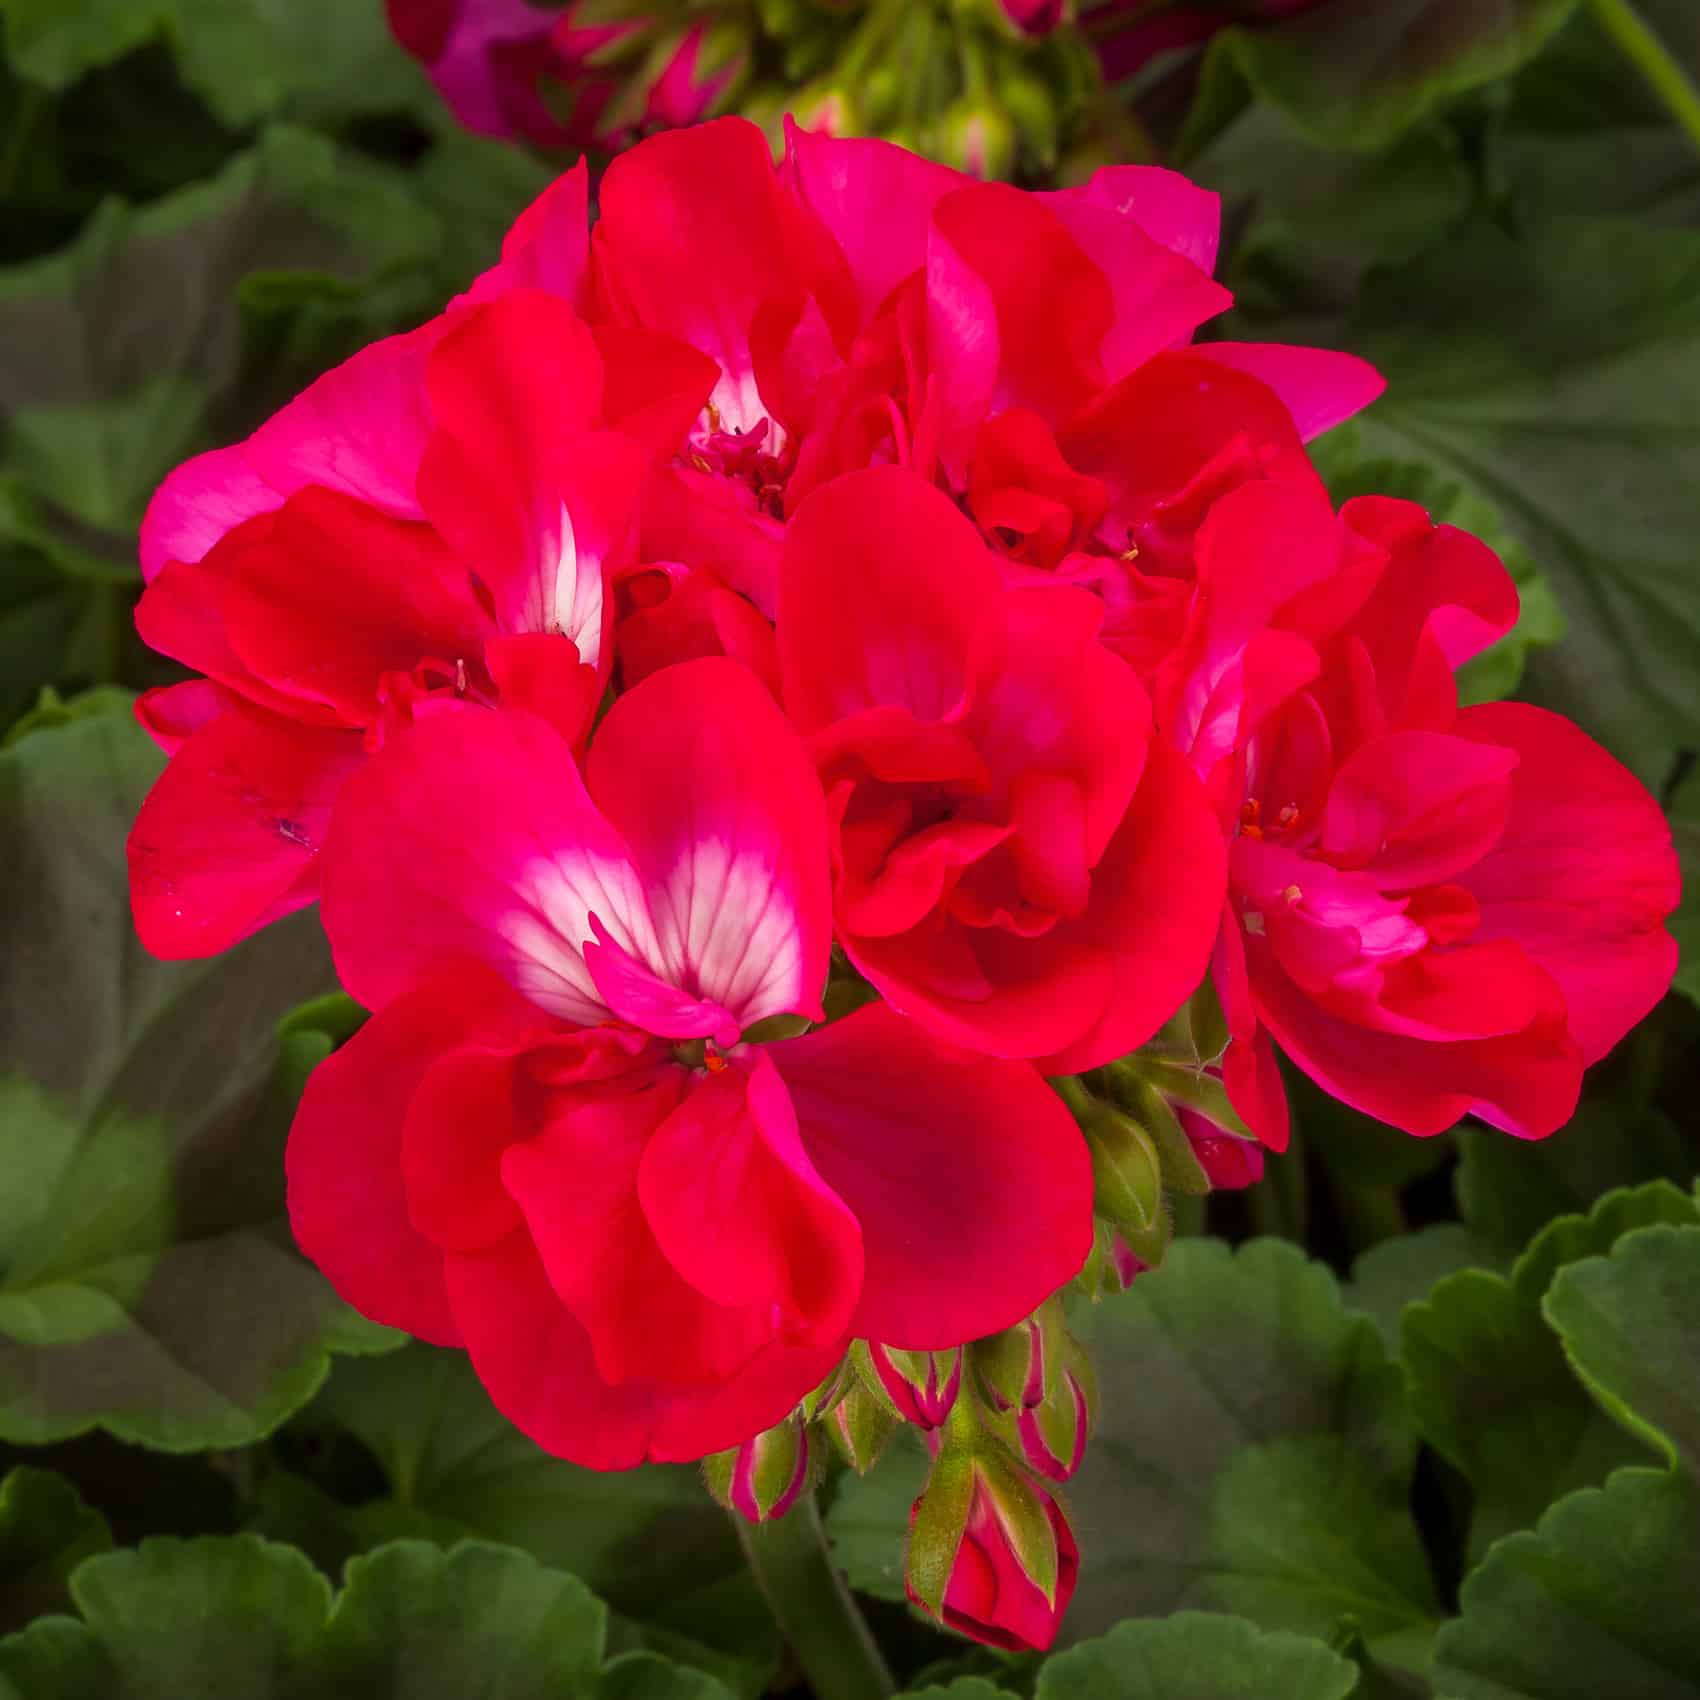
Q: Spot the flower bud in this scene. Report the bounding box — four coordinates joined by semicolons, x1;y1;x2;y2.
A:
1181;1110;1265;1191
703;1413;813;1524
970;1309;1048;1414
905;1439;1079;1652
1109;1227;1153;1288
937;97;1018;180
1081;1103;1164;1240
823;1380;898;1474
861;1341;962;1429
1016;1344;1096;1482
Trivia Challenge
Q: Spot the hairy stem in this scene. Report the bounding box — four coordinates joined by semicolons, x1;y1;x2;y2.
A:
736;1493;897;1700
1589;0;1700;155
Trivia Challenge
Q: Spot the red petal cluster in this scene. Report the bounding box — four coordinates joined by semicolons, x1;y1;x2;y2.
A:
127;119;1678;1650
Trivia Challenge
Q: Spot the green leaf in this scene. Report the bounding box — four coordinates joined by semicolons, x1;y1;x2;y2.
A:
0;1534;736;1698
0;1469;110;1632
0;706;397;1451
315;1540;608;1697
844;1240;1438;1665
1670;765;1700;1011
1402;1182;1699;1555
1491;2;1700;224
1062;1241;1436;1662
1432;1467;1700;1699
0;125;442;548
256;1344;777;1699
1183;0;1581;154
1543;1222;1700;1477
836;1248;1440;1665
895;1684;1016;1700
1193;107;1473;325
1035;1612;1358;1700
0;0;430;129
1348;1224;1505;1351
1340;213;1700;780
599;1652;744;1700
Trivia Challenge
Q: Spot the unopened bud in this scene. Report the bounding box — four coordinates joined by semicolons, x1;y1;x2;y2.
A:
1109;1225;1156;1287
823;1380;897;1474
1016;1344;1096;1482
1185;1121;1265;1190
971;1310;1047;1415
861;1341;962;1429
937;97;1018;180
704;1413;813;1524
1082;1104;1164;1237
905;1435;1079;1652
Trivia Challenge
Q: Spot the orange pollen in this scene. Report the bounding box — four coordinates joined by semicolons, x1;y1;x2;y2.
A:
704;1042;730;1074
1238;798;1264;840
1275;803;1301;831
1281;884;1303;905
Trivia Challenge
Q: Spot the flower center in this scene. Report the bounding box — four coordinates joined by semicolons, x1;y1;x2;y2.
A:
683;404;796;521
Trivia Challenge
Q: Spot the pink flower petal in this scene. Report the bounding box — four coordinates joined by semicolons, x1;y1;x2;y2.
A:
586;656;832;1029
784;122;966;316
637;1054;863;1346
769;1002;1093;1346
128;703;362;959
419;291;649;677
1037;737;1228;1074
462;161;590;309
1046;164;1221;274
442;1233;840;1466
285;966;546;1344
320;703;655;1022
781;466;997;731
140;319;442;580
1195;343;1385;441
1454;702;1680;1066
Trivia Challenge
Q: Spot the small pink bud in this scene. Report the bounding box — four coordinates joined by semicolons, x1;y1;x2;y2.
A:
703;1413;812;1524
1017;1365;1094;1482
1109;1230;1151;1289
865;1342;963;1429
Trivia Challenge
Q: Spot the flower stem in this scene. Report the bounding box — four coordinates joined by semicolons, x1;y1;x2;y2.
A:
735;1493;897;1700
1589;0;1700;156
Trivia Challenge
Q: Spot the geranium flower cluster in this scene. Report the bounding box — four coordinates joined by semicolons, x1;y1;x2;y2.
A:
127;118;1679;1652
